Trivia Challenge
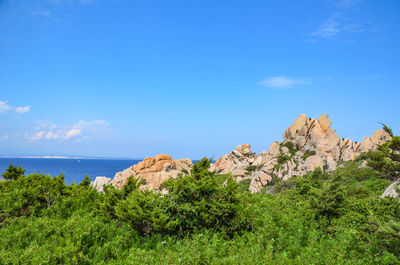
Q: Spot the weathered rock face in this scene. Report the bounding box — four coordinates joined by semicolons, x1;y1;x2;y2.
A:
210;144;256;182
213;113;392;193
112;155;193;190
381;179;400;201
91;176;112;192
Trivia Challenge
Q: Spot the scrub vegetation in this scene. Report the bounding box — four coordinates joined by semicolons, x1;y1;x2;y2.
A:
1;139;400;264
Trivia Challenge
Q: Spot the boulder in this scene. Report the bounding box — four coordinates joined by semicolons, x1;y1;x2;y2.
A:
318;113;332;132
357;136;373;153
91;176;112;192
249;171;272;194
283;114;307;140
112;155;193;190
370;129;392;146
211;144;256;177
112;166;135;190
381;179;400;201
267;141;280;156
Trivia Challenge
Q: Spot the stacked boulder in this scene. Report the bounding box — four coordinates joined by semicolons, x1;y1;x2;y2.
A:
211;114;392;193
210;144;256;182
111;154;193;191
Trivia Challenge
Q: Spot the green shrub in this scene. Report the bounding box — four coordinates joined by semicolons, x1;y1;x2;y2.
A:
1;148;400;264
302;150;316;160
277;154;290;164
162;158;250;236
281;141;298;156
1;163;25;181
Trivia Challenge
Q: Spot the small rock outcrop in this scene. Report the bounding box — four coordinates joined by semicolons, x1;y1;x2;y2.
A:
91;176;112;192
381;179;400;200
211;113;392;193
210;144;256;182
112;154;193;191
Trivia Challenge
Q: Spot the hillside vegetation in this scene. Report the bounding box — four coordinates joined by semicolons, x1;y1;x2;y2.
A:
1;137;400;264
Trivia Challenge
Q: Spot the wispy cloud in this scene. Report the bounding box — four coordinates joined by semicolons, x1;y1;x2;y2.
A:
28;119;109;141
0;101;12;113
29;131;46;141
258;76;311;89
0;100;30;114
335;0;362;9
311;0;367;41
0;134;8;141
313;18;341;38
15;106;31;114
28;0;96;20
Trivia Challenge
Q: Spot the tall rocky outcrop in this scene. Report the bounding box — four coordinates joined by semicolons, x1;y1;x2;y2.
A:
111;154;193;191
211;114;392;193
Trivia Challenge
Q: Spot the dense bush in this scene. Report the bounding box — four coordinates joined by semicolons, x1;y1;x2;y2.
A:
1;142;400;264
98;158;249;237
360;136;400;180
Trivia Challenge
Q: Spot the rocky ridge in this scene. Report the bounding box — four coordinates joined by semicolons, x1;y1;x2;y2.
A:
93;113;392;193
211;114;392;193
110;154;193;191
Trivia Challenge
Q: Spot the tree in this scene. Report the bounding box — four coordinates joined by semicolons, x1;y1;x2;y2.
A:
2;163;25;181
380;122;394;137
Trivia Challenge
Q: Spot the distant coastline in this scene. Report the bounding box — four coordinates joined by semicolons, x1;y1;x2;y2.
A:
0;154;137;160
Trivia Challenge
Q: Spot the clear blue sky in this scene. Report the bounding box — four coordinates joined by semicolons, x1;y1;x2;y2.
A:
1;0;399;159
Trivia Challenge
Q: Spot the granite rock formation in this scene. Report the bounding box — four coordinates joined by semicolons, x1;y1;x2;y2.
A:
211;114;392;193
111;154;193;191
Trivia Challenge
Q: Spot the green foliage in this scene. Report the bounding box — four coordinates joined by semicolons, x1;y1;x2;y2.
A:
1;149;400;264
2;163;25;181
238;179;251;193
377;220;400;256
277;153;290;164
380;122;394;137
360;137;400;180
97;158;250;237
245;164;263;175
302;150;316;160
280;141;298;156
161;158;250;236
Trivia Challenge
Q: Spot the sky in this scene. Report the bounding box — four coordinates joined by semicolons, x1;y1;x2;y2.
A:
0;0;399;159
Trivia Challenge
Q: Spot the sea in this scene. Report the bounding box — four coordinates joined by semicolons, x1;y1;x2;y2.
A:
0;158;140;185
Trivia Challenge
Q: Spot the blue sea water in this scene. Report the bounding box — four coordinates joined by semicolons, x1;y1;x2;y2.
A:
0;158;140;185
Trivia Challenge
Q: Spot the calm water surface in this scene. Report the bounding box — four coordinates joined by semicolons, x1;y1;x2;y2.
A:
0;158;140;184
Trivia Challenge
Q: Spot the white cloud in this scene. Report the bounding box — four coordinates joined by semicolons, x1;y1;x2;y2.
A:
313;19;340;38
28;119;108;141
0;101;12;113
29;131;46;140
311;1;367;41
45;131;61;140
76;120;108;127
0;134;8;141
65;128;82;139
15;106;31;114
0;100;31;114
258;76;311;89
